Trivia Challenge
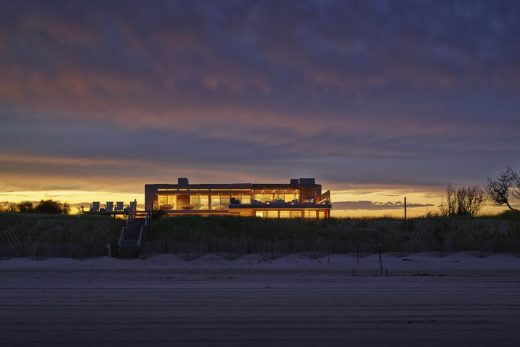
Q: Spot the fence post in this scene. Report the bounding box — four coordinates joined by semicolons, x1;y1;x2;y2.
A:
378;243;383;276
356;242;359;265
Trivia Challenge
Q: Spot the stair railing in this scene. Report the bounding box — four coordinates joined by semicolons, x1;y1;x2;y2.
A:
117;225;127;249
137;225;145;253
117;211;134;249
128;209;136;221
136;211;151;256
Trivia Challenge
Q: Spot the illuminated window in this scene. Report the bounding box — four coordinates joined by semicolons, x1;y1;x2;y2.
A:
270;192;299;202
211;195;219;210
229;193;252;205
241;194;251;204
274;193;297;202
318;211;326;219
200;195;209;210
167;195;176;208
157;195;176;209
211;195;230;210
255;211;265;218
231;195;241;204
304;210;316;219
279;211;290;218
255;193;274;203
158;195;168;208
190;195;209;210
220;195;230;207
287;193;299;202
267;211;278;218
176;195;190;209
290;211;301;218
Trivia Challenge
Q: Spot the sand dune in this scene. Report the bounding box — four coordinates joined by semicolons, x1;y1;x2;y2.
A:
1;252;519;276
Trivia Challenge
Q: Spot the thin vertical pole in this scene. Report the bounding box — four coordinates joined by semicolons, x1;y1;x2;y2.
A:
356;242;359;265
378;244;383;276
404;196;407;220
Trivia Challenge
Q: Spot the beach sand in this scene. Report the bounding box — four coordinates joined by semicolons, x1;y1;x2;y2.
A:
1;253;520;346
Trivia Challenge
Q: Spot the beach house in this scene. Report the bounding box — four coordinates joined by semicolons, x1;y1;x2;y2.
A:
145;178;331;218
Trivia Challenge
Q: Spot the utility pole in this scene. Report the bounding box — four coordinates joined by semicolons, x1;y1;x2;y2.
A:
404;196;407;220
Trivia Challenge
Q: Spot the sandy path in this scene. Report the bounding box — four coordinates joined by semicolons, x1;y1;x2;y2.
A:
1;269;520;346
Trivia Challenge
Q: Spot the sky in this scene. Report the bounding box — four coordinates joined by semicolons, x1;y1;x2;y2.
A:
0;0;519;216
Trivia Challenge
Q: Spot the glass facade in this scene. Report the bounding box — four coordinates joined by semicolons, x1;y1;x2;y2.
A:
267;211;278;218
157;194;326;217
230;193;251;204
149;182;328;219
211;194;230;210
158;189;303;209
254;191;299;203
190;195;209;210
290;211;301;218
157;195;176;209
277;193;299;202
255;193;274;203
253;210;321;219
158;192;257;210
304;210;316;218
158;195;167;207
149;179;331;221
279;211;289;218
241;194;251;204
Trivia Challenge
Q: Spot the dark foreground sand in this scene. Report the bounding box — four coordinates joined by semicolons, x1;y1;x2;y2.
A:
1;260;520;347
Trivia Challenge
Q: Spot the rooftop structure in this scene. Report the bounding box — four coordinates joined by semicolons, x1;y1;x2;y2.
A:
145;178;331;218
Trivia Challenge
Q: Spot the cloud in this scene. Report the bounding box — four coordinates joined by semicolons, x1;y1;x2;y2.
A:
333;200;435;211
0;0;519;198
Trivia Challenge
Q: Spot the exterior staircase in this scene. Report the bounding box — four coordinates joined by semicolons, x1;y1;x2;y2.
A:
117;211;150;258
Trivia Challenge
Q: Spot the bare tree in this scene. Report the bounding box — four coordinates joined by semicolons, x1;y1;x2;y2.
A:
456;186;487;216
486;166;520;212
440;184;486;217
440;185;457;216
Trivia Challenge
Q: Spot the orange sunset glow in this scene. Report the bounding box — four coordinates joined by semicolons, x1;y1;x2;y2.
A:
3;3;520;347
0;0;519;217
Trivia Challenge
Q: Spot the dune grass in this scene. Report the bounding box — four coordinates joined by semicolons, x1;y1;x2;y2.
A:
0;213;123;258
1;213;519;259
145;215;520;258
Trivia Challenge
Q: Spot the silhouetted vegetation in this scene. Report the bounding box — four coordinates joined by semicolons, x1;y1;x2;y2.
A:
440;185;486;217
33;200;70;214
144;216;520;258
1;213;519;258
1;200;70;214
17;201;34;213
487;166;520;212
0;202;17;212
151;209;168;220
0;213;123;258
